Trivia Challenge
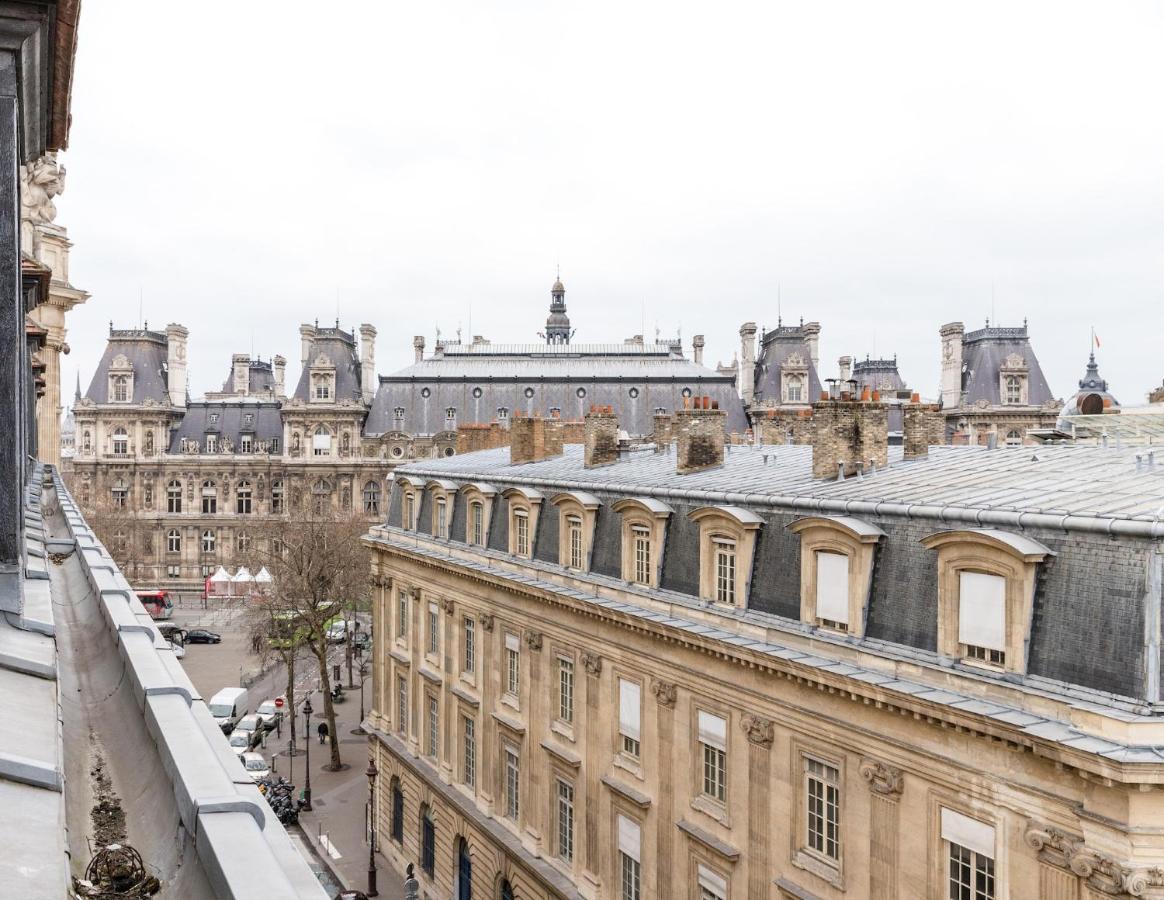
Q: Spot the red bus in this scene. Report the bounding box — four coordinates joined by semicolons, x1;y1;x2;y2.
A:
136;590;174;620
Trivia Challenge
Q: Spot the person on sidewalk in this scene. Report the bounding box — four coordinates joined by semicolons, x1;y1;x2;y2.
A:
317;720;328;744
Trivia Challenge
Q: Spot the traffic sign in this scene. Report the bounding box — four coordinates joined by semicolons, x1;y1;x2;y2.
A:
275;697;285;709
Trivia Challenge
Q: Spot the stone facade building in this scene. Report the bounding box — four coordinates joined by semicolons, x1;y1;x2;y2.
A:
939;321;1061;446
364;403;1164;900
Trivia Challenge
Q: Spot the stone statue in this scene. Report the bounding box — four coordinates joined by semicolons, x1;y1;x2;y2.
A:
21;153;65;226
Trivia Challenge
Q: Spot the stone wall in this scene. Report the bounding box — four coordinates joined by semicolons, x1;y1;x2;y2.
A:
456;422;508;454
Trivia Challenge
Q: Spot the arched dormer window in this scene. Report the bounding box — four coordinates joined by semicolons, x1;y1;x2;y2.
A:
789;516;885;636
112;427;129;456
612;498;673;588
397;475;425;530
785;374;804;403
1004;375;1022;404
551;491;601;571
689;506;763;606
426;479;458;540
920;529;1052;674
458;482;498;547
312;424;331;457
502;487;543;558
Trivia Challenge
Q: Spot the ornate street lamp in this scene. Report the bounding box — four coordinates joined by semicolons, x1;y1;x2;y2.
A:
365;758;379;897
302;697;313;811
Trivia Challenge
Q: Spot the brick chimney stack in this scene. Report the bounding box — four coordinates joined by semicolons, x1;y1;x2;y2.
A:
652;410;674;449
510;415;564;465
903;395;945;459
812;393;888;479
584;405;620;468
675;396;726;474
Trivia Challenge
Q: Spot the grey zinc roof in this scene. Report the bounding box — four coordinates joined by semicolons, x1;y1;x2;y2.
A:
852;357;908;394
367;353;747;437
292;330;363;403
391;442;1164;529
960;325;1056;407
168;401;284;452
753;326;823;405
84;329;171;404
221;360;276;395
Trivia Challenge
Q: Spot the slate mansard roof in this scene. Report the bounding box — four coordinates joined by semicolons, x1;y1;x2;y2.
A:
852;356;909;395
84;328;171;404
385;442;1164;708
367;341;748;437
752;323;823;404
960;324;1057;408
292;327;363;403
221;359;276;396
169;400;284;453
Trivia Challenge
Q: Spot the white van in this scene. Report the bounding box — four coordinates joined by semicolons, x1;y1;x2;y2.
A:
208;687;250;733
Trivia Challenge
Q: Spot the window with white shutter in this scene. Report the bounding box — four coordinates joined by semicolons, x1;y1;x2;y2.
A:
958;571;1006;665
619;679;641;758
815;551;850;629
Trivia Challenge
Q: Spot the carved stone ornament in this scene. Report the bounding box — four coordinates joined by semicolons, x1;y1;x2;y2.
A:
477;613;494;632
740;714;774;747
651;680;677;707
582;653;602;676
440;597;455;615
21;153;65;226
1023;822;1164;897
858;758;904;797
524;631;543;651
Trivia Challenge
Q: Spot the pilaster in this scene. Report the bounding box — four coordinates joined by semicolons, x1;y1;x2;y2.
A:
524;629;545;851
859;758;903;898
742;713;775;898
582;651;603;890
478;612;496;813
653;680;677;900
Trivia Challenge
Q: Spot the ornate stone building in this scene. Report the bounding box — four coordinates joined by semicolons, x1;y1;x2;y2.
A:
364;404;1164;900
939;320;1061;446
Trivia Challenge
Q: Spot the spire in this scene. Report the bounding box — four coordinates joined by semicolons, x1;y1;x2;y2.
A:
74;371;80;403
545;273;571;344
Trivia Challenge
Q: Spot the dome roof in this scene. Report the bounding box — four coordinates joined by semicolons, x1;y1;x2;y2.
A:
552;278;565;293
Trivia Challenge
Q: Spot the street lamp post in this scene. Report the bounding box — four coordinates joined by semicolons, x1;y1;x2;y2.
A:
302;697;313;811
365;758;379;897
351;661;370;736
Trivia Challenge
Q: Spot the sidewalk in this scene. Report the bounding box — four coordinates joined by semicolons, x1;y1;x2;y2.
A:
288;663;406;900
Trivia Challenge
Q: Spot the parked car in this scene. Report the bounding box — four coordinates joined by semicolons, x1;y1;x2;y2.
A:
255;699;284;731
352;630;371;652
167;640;186;659
209;687;250;733
326;620;347;644
234;714;263;739
157;623;187;644
186;629;221;644
227;729;261;756
241;751;270;782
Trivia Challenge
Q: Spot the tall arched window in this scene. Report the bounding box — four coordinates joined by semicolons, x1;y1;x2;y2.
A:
111;480;128;508
167;479;182;513
1005;375;1022;404
786;374;804;403
201;480;218;514
363;481;381;515
236;480;253;514
236;530;251;553
201;529;216;554
112;375;129;402
112;427;128;456
167;529;181;553
456;837;472;900
420;805;435;877
390;778;404;843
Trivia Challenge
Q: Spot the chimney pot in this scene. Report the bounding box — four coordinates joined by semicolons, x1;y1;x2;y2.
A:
870;389;880;402
860;385;871;402
910;392;921;403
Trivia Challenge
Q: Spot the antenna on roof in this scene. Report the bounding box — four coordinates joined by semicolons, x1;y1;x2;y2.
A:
777;282;782;327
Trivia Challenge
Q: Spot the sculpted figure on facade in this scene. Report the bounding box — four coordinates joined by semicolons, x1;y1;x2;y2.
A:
21;152;65;226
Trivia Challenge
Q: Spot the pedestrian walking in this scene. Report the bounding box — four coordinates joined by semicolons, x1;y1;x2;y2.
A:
317;720;328;744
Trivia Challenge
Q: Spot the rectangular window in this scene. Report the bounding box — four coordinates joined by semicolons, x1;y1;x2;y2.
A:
505;747;520;820
471;502;484;546
556;779;575;864
816;551;850;629
714;538;736;604
270;438;280;454
618;815;641;900
958;571;1006;665
463;716;476;787
403;494;414;529
559;657;575;724
515;511;529;557
942;808;996;900
805;757;841;861
426;694;439;758
166;564;180;579
568;516;583;569
239;434;253;453
206;434;217;453
618;678;641;758
632;527;651;585
436;498;447;539
698;711;727;802
505;633;520;697
463;616;475;674
428;601;439;656
397;591;408;640
698;865;728;900
396;675;408;735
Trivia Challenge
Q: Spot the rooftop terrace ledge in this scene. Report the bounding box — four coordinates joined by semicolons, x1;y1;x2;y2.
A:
366;526;1164;775
52;471;329;900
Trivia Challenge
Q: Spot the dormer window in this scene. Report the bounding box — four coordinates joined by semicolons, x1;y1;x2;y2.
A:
460;483;498;547
785;374;804;403
1004;375;1021;404
205;434;217;453
957;572;1006;666
313;374;333;400
567;517;583;569
113;376;129;402
503;487;542;558
239;434;253;453
814;551;850;631
243;413;253;426
713;537;736;604
613;498;673;589
497;407;510;424
551;491;601;573
514;510;530;556
690;506;762;606
632;526;651;585
209;413;219;425
790;516;885;638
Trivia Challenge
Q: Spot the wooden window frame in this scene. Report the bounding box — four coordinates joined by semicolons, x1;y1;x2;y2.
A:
612;498;672;588
551;492;601;572
690;507;762;608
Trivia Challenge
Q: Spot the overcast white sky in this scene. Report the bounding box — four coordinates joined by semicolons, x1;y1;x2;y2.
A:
58;1;1164;405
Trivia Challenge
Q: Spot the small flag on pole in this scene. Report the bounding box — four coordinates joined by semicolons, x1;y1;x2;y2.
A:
1094;333;1101;348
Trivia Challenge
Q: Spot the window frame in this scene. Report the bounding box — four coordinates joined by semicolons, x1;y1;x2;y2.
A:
790;516;885;639
555;776;575;866
551;492;601;572
503;743;521;823
616;676;642;763
612;498;673;588
166;479;183;513
690;506;762;607
504;632;520;701
791;741;845;887
461;714;476;789
166;528;181;554
459;482;497;547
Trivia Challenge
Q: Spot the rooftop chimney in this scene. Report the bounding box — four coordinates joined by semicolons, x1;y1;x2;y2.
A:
939;322;965;409
802;321;821;371
838;355;852;383
739;322;757;405
413;335;426;364
812;394;888;479
272;355;286;397
359;323;377;405
510;415;564;465
652;410;674;450
584;405;620;468
232;353;249;395
165;323;188;409
675;396;727;474
903;397;945;459
299;323;316;372
693;334;705;366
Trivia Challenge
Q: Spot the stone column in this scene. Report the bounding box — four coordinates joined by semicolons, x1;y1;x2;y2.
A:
859;759;904;897
582;652;603;886
742;714;775;897
441;597;455;779
524;630;545;850
652;680;678;900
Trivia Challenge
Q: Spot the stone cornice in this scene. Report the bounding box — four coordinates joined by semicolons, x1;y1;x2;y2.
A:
1024;822;1164;897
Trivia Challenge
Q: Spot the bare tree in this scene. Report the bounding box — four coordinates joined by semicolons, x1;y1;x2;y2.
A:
88;497;144;580
254;505;370;771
